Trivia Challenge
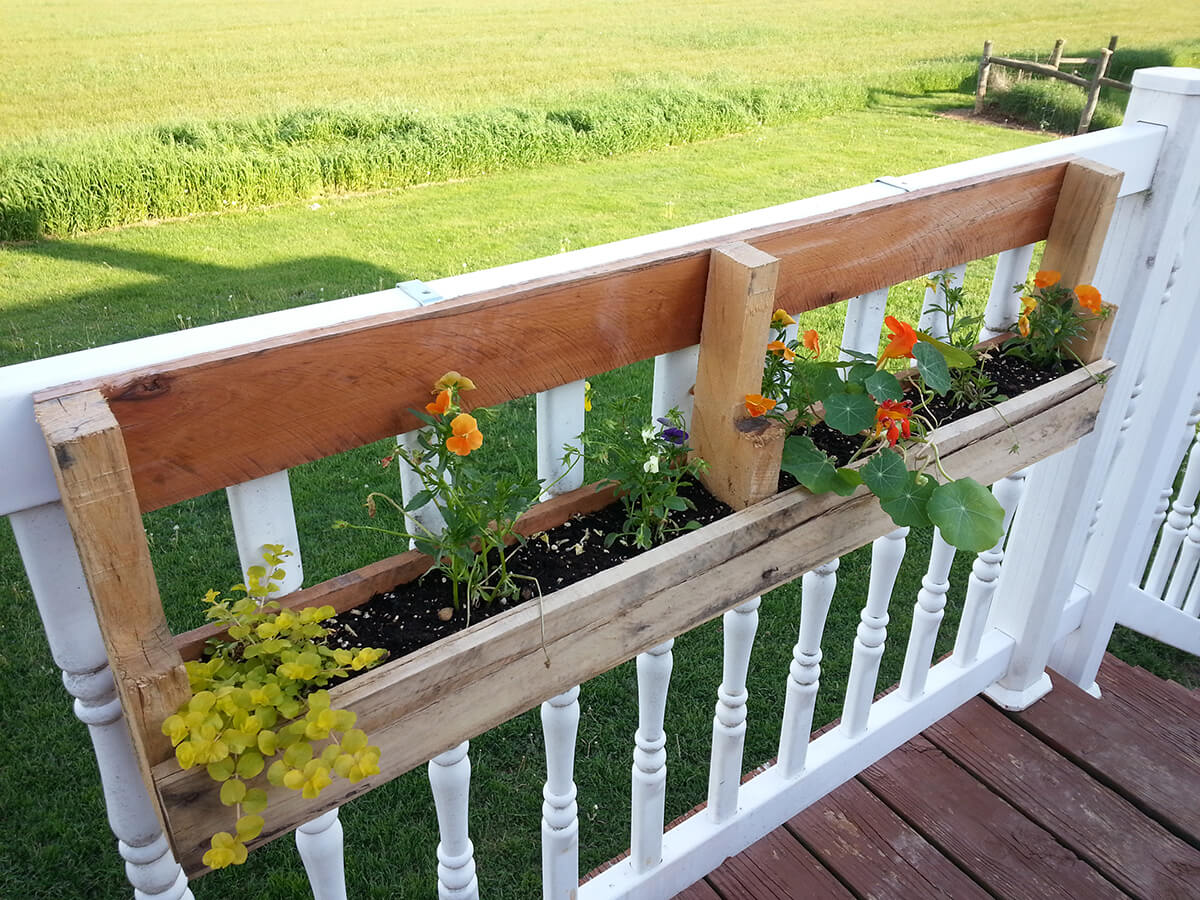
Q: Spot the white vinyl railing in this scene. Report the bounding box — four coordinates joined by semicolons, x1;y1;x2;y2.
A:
4;66;1199;900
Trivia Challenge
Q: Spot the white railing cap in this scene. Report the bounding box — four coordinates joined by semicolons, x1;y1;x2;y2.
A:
1131;67;1200;96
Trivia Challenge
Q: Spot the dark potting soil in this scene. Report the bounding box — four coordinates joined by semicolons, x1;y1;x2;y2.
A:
324;479;733;662
778;351;1082;489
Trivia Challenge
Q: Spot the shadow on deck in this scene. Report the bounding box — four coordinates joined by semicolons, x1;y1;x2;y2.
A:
634;655;1200;898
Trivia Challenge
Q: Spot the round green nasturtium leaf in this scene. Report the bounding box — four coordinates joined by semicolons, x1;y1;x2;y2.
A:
806;364;846;402
913;342;951;395
846;363;876;386
822;393;878;436
879;471;936;528
864;370;904;403
927;478;1005;552
862;449;909;500
781;436;862;496
219;777;247;807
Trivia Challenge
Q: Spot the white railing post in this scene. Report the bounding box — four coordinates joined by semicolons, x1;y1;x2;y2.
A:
980;245;1036;339
778;560;838;778
430;742;479;900
707;597;760;822
631;638;674;873
1146;427;1200;602
898;529;957;700
1045;68;1200;695
541;686;581;899
537;381;586;496
296;810;347;900
652;347;700;425
839;289;890;362
918;264;966;340
10;503;193;900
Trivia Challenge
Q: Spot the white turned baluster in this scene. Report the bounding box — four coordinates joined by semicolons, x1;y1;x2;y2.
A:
296;810;347;900
537;380;586;496
397;429;448;539
1184;552;1200;617
1148;434;1200;601
707;598;760;822
652;346;700;425
228;473;348;899
778;560;839;778
953;470;1026;666
898;528;957;700
430;742;479;900
839;288;890;365
541;686;581;900
631;639;674;873
1172;512;1200;614
11;504;193;900
841;528;908;737
917;265;966;341
979;244;1036;339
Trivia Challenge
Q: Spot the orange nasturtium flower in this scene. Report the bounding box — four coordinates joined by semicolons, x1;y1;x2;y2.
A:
803;329;820;356
1034;270;1061;289
426;388;452;416
446;413;483;456
1075;284;1102;314
767;340;795;361
771;308;796;328
878;316;919;367
873;399;913;447
1017;296;1038;338
744;394;777;417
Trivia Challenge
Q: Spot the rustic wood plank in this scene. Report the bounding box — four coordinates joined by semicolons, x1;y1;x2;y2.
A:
691;242;782;510
35;161;1070;512
1041;159;1122;288
860;733;1124;899
1093;655;1200;763
156;369;1110;873
926;696;1200;896
788;777;988;899
671;878;722;900
34;391;191;792
706;827;853;899
1011;670;1200;844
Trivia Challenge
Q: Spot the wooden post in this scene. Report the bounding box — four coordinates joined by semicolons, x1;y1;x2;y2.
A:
1048;39;1065;70
1040;158;1124;287
1078;48;1114;134
689;241;781;511
1108;35;1119;54
974;40;993;113
35;389;191;813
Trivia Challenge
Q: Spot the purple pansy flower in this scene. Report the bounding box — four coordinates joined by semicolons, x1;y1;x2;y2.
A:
656;417;689;445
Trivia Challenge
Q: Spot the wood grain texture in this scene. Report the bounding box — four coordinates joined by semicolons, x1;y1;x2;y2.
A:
860;733;1125;899
1011;670;1200;843
670;879;722;900
705;828;853;899
35;161;1070;512
927;696;1200;896
788;778;988;899
690;242;782;510
1041;158;1123;287
154;365;1111;873
34;391;190;794
1093;654;1200;760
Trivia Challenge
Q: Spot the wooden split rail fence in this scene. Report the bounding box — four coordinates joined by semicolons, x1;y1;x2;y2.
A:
975;36;1132;135
3;66;1200;900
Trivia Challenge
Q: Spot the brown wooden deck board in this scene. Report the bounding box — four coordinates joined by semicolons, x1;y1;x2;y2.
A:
1094;655;1200;761
926;696;1200;897
860;732;1124;899
788;777;989;900
705;827;854;899
1011;670;1200;844
672;878;722;899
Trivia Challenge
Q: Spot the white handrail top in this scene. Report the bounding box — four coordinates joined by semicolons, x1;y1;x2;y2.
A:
0;122;1164;516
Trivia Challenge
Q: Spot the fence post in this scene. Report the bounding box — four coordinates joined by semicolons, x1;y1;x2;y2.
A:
1048;39;1065;70
1078;48;1114;134
1049;68;1200;693
974;41;993;114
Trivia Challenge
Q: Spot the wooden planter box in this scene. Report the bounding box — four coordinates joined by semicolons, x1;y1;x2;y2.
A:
34;156;1123;875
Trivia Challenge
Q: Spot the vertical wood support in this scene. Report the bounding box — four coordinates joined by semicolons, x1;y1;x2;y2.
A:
631;639;674;873
541;686;581;900
689;242;781;510
707;597;760;822
1040;159;1124;285
429;742;479;900
652;346;701;426
778;560;838;778
9;503;193;900
1078;48;1114;135
35;389;191;795
980;244;1036;339
898;529;957;700
226;470;304;593
1048;39;1065;70
537;380;586;496
974;40;993;113
841;528;908;737
952;471;1026;666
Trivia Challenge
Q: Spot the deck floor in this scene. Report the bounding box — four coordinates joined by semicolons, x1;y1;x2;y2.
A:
674;655;1200;899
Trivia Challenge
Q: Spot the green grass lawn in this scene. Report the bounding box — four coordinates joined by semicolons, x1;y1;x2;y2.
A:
0;95;1073;898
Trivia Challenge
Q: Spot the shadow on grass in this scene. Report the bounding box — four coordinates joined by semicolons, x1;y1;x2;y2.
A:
1;237;409;367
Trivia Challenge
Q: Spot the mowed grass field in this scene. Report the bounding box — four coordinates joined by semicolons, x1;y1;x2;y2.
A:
4;3;1200;897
